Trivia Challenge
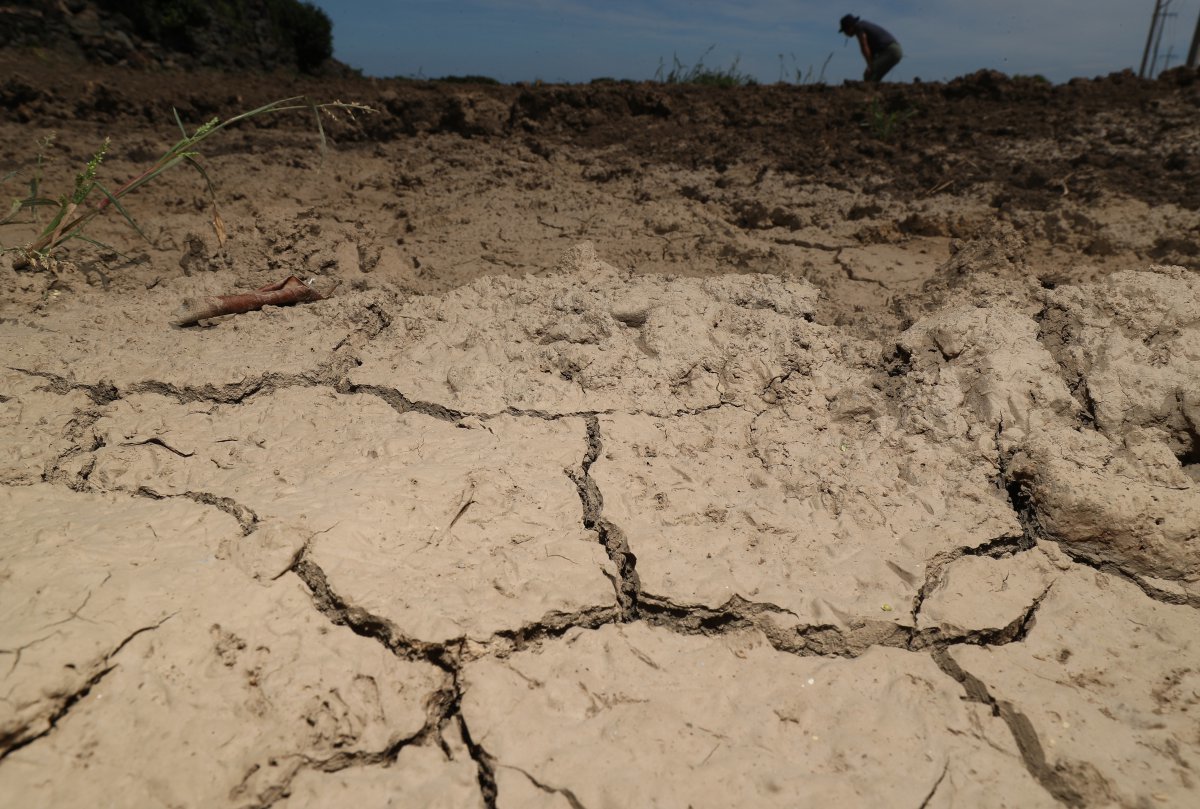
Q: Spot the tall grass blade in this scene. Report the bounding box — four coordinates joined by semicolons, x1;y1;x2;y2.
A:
182;155;226;245
2;198;22;226
172;107;188;139
308;97;328;157
94;181;148;242
47;201;77;250
72;232;130;259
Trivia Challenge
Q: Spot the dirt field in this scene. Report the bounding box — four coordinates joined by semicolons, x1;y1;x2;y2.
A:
1;51;1199;808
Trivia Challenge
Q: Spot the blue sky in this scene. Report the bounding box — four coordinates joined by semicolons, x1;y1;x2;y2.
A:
310;1;1200;84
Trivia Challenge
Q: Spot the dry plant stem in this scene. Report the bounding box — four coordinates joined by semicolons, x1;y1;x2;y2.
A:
172;276;325;327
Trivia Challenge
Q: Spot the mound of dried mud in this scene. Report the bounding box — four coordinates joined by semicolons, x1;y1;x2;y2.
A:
2;238;1197;807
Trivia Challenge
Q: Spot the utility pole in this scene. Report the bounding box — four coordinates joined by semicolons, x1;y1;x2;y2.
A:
1151;2;1174;74
1188;7;1200;68
1142;0;1165;77
1140;0;1180;77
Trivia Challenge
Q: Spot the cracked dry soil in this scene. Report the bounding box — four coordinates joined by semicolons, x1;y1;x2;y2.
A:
2;56;1200;808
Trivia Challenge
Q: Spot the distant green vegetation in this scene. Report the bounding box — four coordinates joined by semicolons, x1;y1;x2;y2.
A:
655;45;758;87
433;75;502;85
96;0;333;72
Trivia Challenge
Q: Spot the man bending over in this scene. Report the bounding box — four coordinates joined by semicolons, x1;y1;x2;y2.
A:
840;14;903;82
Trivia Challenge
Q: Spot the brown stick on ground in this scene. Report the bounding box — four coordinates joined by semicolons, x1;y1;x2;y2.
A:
172;276;327;327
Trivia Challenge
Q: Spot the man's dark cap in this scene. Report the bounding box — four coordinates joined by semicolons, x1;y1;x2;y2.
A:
839;14;859;34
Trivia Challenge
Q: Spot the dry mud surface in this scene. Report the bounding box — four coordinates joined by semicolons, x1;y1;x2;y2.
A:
1;56;1199;808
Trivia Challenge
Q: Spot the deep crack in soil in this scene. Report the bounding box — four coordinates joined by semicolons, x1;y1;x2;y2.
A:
289;552;501;807
932;648;1095;807
0;616;172;761
568;415;641;619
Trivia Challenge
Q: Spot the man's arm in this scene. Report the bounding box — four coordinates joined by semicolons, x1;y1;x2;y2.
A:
856;31;872;65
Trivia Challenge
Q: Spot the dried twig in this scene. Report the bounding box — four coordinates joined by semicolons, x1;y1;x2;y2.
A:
172;275;330;327
1048;172;1074;196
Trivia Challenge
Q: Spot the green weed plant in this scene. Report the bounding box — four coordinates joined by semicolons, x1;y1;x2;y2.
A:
864;98;917;141
1;96;370;266
777;51;834;85
656;45;758;87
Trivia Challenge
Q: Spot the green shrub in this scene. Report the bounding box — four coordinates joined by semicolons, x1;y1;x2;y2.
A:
108;0;210;54
268;0;333;72
95;0;334;72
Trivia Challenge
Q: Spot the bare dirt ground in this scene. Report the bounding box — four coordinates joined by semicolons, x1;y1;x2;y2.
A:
1;51;1199;808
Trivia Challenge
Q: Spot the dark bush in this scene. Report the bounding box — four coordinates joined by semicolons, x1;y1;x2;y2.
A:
94;0;334;72
100;0;210;54
435;75;502;85
267;0;333;72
